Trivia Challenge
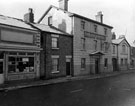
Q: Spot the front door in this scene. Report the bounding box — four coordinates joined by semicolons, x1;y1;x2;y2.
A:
112;58;117;71
95;58;99;74
66;58;71;76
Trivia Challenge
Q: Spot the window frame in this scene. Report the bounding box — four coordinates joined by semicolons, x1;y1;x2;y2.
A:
51;57;59;73
81;58;86;70
52;37;59;49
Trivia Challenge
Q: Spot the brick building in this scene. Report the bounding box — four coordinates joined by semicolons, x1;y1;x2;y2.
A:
38;0;113;76
130;42;135;70
32;24;73;79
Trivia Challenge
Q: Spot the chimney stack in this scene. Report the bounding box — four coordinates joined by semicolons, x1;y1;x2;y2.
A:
112;32;116;40
95;11;103;23
24;8;34;23
59;0;69;11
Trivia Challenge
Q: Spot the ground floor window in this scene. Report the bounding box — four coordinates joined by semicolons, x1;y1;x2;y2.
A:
52;58;59;73
81;58;86;69
8;52;35;73
104;58;108;67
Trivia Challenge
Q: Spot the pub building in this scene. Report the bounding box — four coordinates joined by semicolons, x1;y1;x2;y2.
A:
0;14;41;84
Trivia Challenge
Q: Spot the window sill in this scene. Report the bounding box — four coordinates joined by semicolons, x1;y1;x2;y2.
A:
8;72;35;75
51;71;60;74
81;68;85;71
52;48;59;50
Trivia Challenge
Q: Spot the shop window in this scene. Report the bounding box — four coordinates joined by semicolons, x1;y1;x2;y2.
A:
8;55;34;73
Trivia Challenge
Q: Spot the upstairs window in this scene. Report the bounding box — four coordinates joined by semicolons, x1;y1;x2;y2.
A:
104;28;107;35
113;45;115;54
81;38;85;50
94;40;97;51
48;16;52;26
122;45;126;53
52;37;58;48
94;25;97;33
81;21;85;30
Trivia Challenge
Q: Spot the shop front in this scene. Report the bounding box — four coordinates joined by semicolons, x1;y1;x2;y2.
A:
0;44;41;83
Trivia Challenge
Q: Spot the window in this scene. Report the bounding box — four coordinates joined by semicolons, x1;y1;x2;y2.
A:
94;25;97;33
8;54;34;73
52;58;59;73
104;28;107;35
52;37;58;48
81;21;85;30
104;58;108;67
94;40;97;50
131;59;134;66
113;45;115;54
121;58;123;65
104;42;108;52
81;38;85;50
48;16;52;25
122;45;126;53
81;58;86;69
125;58;127;65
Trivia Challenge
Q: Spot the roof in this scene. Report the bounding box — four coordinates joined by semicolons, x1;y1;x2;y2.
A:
38;5;113;29
32;23;72;36
130;43;135;47
0;15;37;31
112;38;124;44
112;38;131;47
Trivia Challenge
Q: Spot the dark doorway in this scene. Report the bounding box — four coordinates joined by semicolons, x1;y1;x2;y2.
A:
112;58;117;71
95;58;99;74
66;62;71;76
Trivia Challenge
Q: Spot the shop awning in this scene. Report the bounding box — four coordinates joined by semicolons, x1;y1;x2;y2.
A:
0;43;42;52
89;51;105;56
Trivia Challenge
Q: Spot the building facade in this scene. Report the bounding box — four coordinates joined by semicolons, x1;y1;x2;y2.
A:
0;15;41;83
111;37;130;71
32;24;73;79
38;0;113;76
130;43;135;70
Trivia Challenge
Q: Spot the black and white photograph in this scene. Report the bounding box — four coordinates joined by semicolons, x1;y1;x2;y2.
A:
0;0;135;106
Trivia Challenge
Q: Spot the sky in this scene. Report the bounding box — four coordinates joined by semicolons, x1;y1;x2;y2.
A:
0;0;134;43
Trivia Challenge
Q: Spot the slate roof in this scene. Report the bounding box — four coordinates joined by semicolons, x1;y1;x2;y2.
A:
112;38;124;44
0;15;37;31
38;5;113;29
32;23;71;36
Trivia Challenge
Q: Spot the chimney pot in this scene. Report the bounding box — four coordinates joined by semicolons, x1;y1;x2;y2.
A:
95;11;103;23
59;0;69;11
24;8;34;23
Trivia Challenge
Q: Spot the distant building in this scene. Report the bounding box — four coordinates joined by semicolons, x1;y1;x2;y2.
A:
0;13;41;83
38;0;113;76
111;36;130;71
130;42;135;70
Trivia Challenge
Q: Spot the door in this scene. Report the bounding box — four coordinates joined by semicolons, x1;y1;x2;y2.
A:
66;58;71;76
95;58;99;74
112;58;117;71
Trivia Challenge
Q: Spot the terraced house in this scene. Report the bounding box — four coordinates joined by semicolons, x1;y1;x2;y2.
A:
38;0;113;76
24;8;73;79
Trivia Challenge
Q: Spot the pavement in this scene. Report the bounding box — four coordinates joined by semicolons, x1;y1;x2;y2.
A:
0;70;135;91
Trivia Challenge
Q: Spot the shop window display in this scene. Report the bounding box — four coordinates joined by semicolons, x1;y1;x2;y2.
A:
8;53;34;73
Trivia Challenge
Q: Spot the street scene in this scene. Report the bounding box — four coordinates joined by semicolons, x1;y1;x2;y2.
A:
0;0;135;106
0;72;135;106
